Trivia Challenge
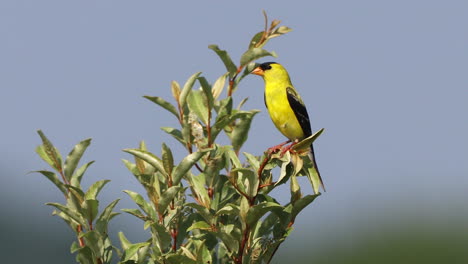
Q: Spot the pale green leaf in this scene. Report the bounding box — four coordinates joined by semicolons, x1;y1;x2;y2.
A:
161;127;185;146
46;202;87;227
231;110;260;153
122;242;151;262
123;190;155;219
212;73;228;99
70;161;95;187
32;170;67;196
197;76;214;109
291;128;324;151
95;199;120;233
187;221;211;231
189;173;210;208
36;130;63;172
64;138;91;181
123;149;166;177
172;150;208;185
82;199;99;224
246;202;282;227
157;186;181;215
291;194;320;220
144;96;179;118
187;90;209;124
240;48;277;67
208;45;237;77
179;72;202;107
84;180;110;200
171;80;181;101
161;143;174;176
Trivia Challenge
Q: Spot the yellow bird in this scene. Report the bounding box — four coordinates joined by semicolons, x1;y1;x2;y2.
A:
251;62;324;191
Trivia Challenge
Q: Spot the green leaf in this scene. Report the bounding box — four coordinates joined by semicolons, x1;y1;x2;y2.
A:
208;45;238;77
36;130;63;172
67;185;85;208
239;196;249;224
243;152;260;172
151;221;172;250
231;110;260;153
291;194;320;220
96;199;120;233
180;72;202;107
82;199;99;223
189;173;210;208
32;170;68;196
166;254;197;264
232;168;258;198
123;190;156;219
186;203;213;224
275;152;292;186
236;61;258;86
75;246;94;264
237;97;249;110
46;202;87;227
161;127;185;146
172;150;208;185
64;138;92;182
307;163;322;195
135;140;148;174
187;90;209;124
171;80;181;102
122;242;151;262
81;230;103;258
269;26;293;39
123;149;167;177
198;76;214;110
144;96;179;118
291;128;325;151
214;230;239;253
216;204;240;216
84;180;110;200
187;220;211;231
157;186;181;215
35;145;55;172
212;73;228;99
121;208;147;221
240;48;277;67
118;231;132;251
248;31;264;49
161;143;174;176
290;174;301;203
196;242;212;264
246;202;282;227
70;161;95;187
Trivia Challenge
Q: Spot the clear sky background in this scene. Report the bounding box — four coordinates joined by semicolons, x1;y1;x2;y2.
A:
1;1;467;263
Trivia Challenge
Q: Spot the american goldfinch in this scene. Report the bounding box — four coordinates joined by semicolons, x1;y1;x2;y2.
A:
252;62;324;191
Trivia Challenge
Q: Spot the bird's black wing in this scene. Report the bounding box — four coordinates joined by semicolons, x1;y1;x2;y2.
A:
286;87;312;137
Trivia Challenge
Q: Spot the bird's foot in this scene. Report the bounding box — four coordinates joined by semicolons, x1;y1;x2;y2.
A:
267;140;291;155
279;140;299;157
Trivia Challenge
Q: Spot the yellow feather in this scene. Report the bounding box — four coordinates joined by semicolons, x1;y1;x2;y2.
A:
262;63;305;141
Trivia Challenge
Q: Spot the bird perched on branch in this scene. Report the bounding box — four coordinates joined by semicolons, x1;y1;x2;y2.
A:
251;62;324;191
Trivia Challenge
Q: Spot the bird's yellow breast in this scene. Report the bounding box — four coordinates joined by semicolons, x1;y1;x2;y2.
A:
265;83;305;141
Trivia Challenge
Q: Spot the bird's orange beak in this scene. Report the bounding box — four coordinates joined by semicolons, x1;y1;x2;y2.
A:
251;66;264;76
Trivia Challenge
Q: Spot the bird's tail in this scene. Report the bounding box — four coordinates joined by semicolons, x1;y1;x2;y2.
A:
308;144;325;192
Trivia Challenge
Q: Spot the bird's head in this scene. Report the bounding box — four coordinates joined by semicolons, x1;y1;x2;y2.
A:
251;62;290;83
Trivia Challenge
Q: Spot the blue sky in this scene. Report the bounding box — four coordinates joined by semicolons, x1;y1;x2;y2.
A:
1;1;467;263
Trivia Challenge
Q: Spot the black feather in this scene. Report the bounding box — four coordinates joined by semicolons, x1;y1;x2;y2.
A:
259;62;277;71
286;87;311;138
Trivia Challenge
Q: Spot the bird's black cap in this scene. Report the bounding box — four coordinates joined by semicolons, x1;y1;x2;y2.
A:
258;62;277;70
